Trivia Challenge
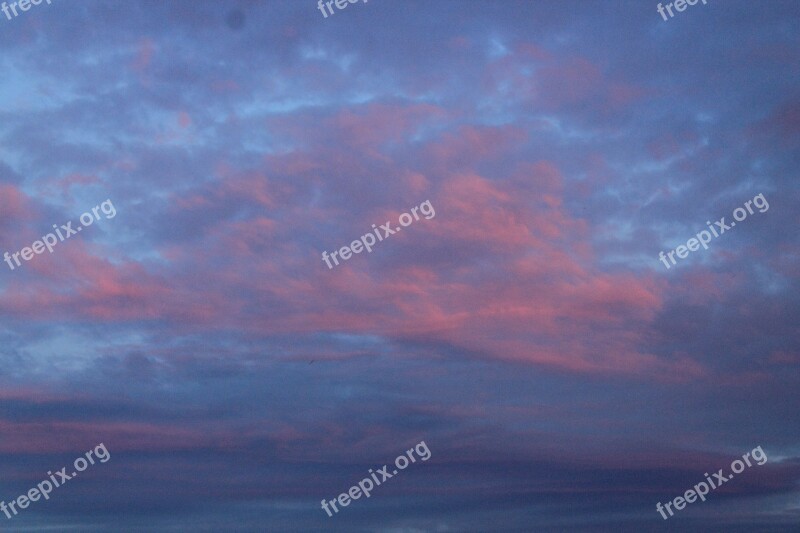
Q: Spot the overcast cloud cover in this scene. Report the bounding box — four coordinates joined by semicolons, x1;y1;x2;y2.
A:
0;0;799;531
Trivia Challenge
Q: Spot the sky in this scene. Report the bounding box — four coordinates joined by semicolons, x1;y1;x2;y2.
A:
0;0;799;531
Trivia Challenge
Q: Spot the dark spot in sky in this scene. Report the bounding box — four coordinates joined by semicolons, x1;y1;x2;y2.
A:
225;9;246;31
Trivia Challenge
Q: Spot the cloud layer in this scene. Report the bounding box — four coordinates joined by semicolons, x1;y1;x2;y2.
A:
0;0;798;530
